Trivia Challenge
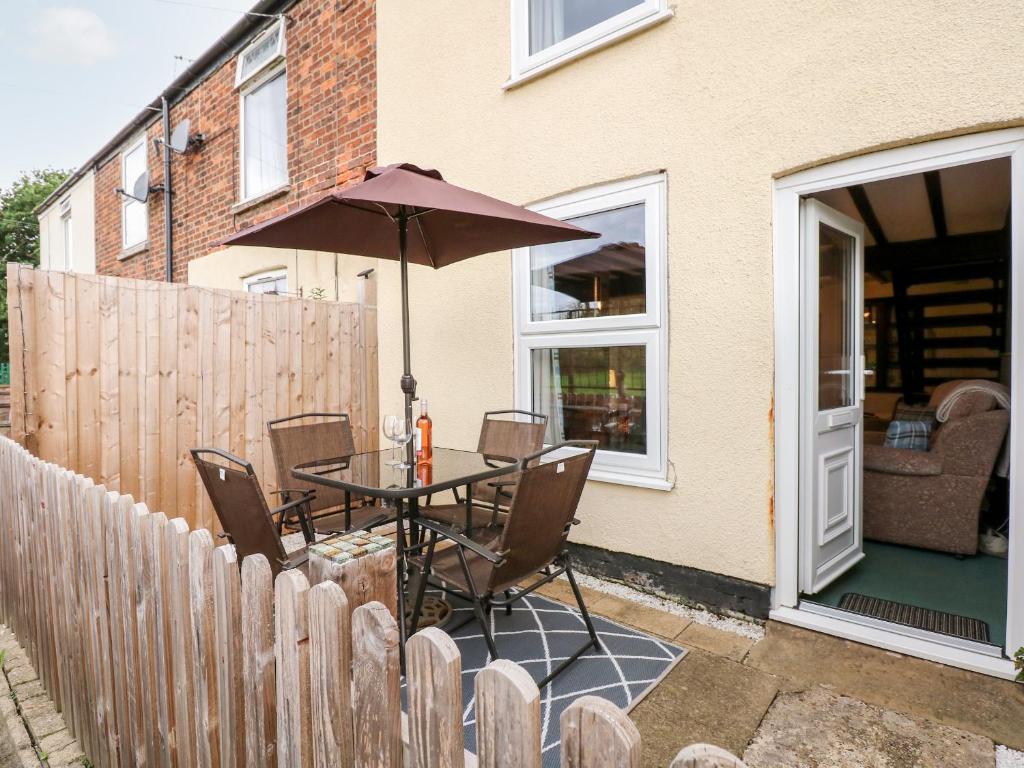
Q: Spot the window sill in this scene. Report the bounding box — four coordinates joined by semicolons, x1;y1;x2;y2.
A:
503;8;674;91
119;241;148;261
231;183;291;216
587;467;673;491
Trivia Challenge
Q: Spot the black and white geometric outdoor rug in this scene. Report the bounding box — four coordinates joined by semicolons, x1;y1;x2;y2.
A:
402;591;686;766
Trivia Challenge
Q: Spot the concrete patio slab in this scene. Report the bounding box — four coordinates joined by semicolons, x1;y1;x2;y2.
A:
676;621;756;661
629;648;780;766
744;621;1024;751
743;686;994;768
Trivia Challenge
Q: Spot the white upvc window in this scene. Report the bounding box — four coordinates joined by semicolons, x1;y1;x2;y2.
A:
236;18;286;87
238;20;288;202
244;268;288;295
240;66;288;202
121;137;148;249
508;0;671;86
513;174;668;489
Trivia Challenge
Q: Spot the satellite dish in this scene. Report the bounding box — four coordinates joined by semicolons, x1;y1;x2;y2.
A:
168;119;191;154
130;170;151;203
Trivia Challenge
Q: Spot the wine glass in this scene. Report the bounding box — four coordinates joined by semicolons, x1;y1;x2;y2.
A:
394;416;415;469
383;415;399;466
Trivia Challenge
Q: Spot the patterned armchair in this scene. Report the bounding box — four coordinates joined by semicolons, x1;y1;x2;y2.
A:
863;384;1009;555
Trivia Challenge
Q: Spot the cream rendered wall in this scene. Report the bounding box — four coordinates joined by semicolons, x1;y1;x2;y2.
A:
377;1;1024;586
189;246;376;302
38;170;96;274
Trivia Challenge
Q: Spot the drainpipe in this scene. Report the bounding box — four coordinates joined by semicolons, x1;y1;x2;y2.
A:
161;96;173;282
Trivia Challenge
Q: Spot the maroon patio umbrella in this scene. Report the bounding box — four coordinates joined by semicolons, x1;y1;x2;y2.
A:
223;163;598;441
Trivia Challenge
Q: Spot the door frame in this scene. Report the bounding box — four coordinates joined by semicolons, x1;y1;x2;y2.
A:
772;127;1024;679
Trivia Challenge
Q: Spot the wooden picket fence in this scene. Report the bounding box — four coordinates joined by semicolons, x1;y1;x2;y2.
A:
6;264;379;531
0;437;747;768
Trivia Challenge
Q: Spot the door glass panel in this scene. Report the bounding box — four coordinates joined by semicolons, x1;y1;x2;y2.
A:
818;223;854;411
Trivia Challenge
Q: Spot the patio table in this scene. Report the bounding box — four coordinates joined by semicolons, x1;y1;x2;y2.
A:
292;447;518;663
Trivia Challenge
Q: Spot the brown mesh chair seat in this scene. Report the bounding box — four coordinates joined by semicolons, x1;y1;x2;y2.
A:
419;410;544;534
191;447;314;579
268;412;392;534
408;441;599;688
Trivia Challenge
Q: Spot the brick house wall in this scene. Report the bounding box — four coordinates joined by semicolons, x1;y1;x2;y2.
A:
94;0;376;282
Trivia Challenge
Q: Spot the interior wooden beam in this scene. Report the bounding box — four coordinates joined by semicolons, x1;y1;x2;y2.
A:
923;170;947;239
848;185;887;245
865;230;1008;273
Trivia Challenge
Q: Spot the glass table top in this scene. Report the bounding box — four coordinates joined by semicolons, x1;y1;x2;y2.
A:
291;447;518;499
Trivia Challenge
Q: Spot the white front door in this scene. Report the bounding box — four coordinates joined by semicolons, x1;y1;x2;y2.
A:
800;198;866;594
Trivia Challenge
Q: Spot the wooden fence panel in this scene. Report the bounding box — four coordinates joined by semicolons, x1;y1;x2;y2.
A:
351;601;401;768
213;545;245;768
275;570;312;768
6;266;378;528
0;439;748;768
560;696;642;768
240;555;276;768
475;660;541;768
407;628;464;768
308;581;354;768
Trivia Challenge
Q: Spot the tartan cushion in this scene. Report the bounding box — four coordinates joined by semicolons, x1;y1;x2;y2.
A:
883;419;932;451
892;404;938;431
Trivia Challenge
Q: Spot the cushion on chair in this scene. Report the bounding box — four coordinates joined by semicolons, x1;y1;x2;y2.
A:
891;403;938;431
883;420;932;452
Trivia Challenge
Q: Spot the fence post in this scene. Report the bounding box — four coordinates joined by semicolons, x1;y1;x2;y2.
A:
560;696;642;768
670;744;749;768
166;517;197;768
475;659;540;768
143;511;174;768
407;627;464;768
351;600;401;768
308;581;354;768
276;569;313;768
189;529;220;768
241;555;276;768
214;544;244;768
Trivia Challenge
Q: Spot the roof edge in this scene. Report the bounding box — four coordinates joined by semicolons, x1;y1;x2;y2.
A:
36;0;295;216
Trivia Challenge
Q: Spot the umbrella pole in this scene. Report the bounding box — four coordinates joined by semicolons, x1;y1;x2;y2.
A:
398;209;416;457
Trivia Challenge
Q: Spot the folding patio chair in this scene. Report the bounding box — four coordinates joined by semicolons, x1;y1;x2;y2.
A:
408;441;600;688
191;447;314;578
267;412;390;534
419;409;547;536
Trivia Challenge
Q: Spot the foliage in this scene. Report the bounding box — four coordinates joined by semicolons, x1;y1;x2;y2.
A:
0;169;70;362
1015;646;1023;683
308;286;328;300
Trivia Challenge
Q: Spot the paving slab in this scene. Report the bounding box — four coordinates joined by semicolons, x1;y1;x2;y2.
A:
630;648;779;765
676;622;756;661
745;621;1024;750
588;593;692;640
743;686;994;768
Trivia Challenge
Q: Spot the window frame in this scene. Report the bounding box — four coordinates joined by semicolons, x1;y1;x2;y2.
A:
235;17;286;88
512;173;669;488
243;267;288;295
121;136;148;250
61;210;73;272
508;0;671;86
238;63;289;203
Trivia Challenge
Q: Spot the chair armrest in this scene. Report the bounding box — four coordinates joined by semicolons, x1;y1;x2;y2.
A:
272;488;316;498
281;552;309;570
864;445;943;476
272;492;318;516
414;517;504;564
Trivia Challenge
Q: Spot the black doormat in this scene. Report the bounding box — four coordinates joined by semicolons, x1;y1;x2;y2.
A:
838;593;990;643
402;591;686;766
